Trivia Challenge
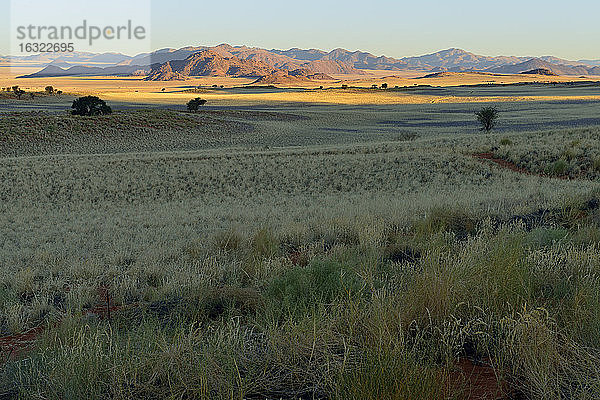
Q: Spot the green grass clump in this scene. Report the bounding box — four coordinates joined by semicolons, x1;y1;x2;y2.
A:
546;159;570;176
526;227;569;247
266;259;361;316
334;352;452;400
414;207;476;240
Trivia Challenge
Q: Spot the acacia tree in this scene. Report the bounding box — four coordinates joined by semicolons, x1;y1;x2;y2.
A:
187;97;207;112
71;96;112;116
475;107;499;132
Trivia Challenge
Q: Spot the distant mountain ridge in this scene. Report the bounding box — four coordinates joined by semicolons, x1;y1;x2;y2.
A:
490;58;600;75
14;45;600;80
144;49;277;80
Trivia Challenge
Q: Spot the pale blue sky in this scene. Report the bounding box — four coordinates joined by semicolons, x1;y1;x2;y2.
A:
1;0;599;60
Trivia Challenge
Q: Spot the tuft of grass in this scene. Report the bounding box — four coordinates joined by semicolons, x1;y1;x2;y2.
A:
334;352;453;400
251;228;279;259
546;159;569;176
213;229;243;253
266;259;361;316
526;227;568;247
414;208;477;240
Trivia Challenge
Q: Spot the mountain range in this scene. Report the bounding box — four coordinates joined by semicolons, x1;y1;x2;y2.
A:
14;45;600;81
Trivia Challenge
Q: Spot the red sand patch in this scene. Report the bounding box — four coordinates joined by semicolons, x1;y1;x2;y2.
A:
0;325;45;361
450;358;511;400
473;152;576;180
473;153;533;176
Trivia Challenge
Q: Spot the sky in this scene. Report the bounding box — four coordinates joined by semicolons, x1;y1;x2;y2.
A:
1;0;599;60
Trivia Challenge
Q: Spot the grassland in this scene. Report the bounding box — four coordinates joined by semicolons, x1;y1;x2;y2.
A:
1;85;600;399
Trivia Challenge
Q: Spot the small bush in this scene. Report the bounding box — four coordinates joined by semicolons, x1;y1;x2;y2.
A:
500;137;512;146
71;96;112;116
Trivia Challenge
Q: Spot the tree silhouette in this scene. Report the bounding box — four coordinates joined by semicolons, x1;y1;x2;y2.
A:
187;97;207;112
71;96;112;116
45;86;54;95
475;107;499;132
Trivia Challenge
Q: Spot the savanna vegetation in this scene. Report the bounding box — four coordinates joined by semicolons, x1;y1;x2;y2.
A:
0;96;599;399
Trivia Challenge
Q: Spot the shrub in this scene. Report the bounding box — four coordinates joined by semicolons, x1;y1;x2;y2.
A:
381;83;388;89
71;96;112;116
475;107;499;132
594;158;600;172
546;159;569;176
45;86;54;95
500;137;512;146
187;97;207;112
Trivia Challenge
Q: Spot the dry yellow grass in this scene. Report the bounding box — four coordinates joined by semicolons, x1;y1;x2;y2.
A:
99;91;600;106
2;68;599;106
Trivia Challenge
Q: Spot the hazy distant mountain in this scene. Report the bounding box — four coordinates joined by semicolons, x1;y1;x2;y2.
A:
579;59;600;66
271;48;328;61
489;58;600;75
48;59;72;69
19;64;149;78
11;51;131;66
399;48;525;71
